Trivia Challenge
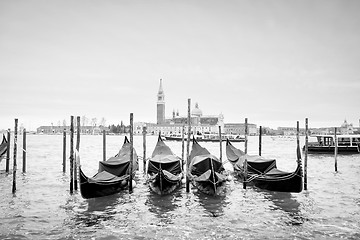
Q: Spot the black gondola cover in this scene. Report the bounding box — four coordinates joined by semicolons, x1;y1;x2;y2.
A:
226;139;303;193
147;135;183;195
98;136;138;176
188;139;227;195
79;136;138;199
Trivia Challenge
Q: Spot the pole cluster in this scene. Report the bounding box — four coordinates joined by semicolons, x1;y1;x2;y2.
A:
5;119;27;194
65;115;81;194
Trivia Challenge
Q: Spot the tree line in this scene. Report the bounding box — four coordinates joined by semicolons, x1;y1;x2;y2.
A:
108;121;129;134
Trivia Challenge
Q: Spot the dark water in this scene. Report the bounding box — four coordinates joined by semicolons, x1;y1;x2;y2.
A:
0;135;359;239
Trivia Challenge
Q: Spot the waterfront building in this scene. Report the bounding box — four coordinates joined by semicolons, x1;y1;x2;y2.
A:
140;102;224;136
224;123;257;136
137;79;256;136
340;119;354;134
36;125;109;134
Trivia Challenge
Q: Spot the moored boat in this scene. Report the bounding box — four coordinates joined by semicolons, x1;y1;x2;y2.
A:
249;164;303;193
305;134;360;154
146;135;183;195
79;136;138;199
226;139;303;193
187;138;227;196
226;139;277;177
98;136;139;175
0;134;8;161
79;167;129;199
165;132;245;142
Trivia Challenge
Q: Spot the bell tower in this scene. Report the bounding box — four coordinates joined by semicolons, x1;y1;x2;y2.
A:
157;79;165;124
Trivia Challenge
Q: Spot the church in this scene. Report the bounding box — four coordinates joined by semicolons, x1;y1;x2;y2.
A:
133;80;257;136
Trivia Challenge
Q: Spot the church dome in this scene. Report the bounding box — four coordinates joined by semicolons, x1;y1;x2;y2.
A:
341;119;348;127
191;103;203;117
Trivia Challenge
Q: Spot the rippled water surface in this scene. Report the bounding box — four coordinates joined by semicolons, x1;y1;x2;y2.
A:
1;135;359;239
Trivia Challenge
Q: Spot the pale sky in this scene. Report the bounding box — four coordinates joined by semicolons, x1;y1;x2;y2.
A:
1;0;360;130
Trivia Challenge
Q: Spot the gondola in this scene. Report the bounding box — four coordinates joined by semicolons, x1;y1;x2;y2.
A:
79;167;129;199
146;135;183;195
79;136;138;199
187;138;227;196
0;134;8;161
226;139;277;178
98;136;139;176
226;139;303;193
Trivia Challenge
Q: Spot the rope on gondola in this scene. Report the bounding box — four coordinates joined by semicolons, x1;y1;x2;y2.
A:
245;165;303;183
247;161;277;175
236;161;277;176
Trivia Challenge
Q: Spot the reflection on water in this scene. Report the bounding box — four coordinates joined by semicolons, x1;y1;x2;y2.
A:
86;193;120;212
195;191;228;217
64;193;122;229
261;190;306;226
145;188;182;225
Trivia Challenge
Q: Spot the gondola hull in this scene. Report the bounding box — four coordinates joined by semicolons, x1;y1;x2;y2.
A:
148;169;182;195
78;136;138;199
188;139;227;196
189;173;226;196
226;139;303;193
79;167;129;199
147;135;183;195
251;165;303;193
0;135;8;160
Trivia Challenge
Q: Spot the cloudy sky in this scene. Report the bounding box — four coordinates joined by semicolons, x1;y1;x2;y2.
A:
1;0;359;130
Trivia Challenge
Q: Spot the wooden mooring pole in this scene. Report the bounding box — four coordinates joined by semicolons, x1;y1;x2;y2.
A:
181;124;185;168
74;116;80;191
6;129;11;172
63;128;66;173
186;98;191;193
142;124;147;173
334;127;338;172
22;128;26;173
259;126;262;156
12;119;18;194
219;125;222;162
70;116;74;194
129;113;134;193
296;120;301;161
304;118;308;190
243;118;248;189
103;130;106;162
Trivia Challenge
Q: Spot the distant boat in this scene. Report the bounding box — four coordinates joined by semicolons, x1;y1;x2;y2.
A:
0;134;8;161
79;136;138;199
165;132;245;142
188;138;227;196
226;139;303;193
305;134;360;154
146;135;183;195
